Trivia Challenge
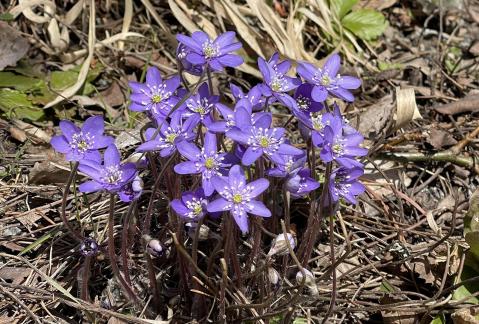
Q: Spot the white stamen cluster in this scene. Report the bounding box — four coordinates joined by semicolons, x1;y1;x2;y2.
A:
157;128;185;149
296;95;311;111
71;132;94;153
270;76;287;92
219;180;256;215
310;113;325;132
185;197;207;219
247;127;284;155
312;69;339;89
195;151;225;179
141;83;172;108
187;97;214;118
102;165;123;185
202;40;219;59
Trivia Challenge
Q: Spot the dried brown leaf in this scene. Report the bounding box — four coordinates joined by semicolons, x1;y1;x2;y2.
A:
0;22;30;71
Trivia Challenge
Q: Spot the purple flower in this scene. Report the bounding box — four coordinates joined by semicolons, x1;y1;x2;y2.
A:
136;111;198;157
257;53;301;108
174;132;231;196
267;152;306;178
329;167;365;204
297;53;361;102
128;66;181;122
226;108;303;165
176;31;243;72
78;144;137;193
291;84;324;119
230;83;265;111
185;83;219;122
50;116;114;162
208;100;268;134
296;109;340;148
171;188;209;221
320;124;367;168
207;165;271;233
285;168;320;198
118;175;143;202
177;43;204;76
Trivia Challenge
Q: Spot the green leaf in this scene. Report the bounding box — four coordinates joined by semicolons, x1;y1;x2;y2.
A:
0;72;43;91
341;9;387;41
453;264;479;304
331;0;359;19
0;13;14;21
0;89;45;121
430;314;445;324
377;61;404;71
380;280;396;293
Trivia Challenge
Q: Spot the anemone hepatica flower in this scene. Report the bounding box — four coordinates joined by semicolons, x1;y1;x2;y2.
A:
177;43;203;76
297;53;361;102
208;100;269;134
291;84;324;119
267;152;307;178
226;108;303;165
174;132;230;196
51;116;114;162
207;165;271;233
296;108;340;148
257;53;300;108
128;66;181;121
78;145;137;193
321;123;367;168
176;31;243;72
171;188;209;221
329;167;365;204
285;168;320;198
230;83;265;111
136;111;198;157
185;83;219;122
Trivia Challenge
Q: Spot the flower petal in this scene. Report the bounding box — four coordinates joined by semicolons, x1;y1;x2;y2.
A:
218;54;243;67
207;197;230;212
211;175;229;195
204;131;217;155
187;52;206;65
59;120;79;140
228;164;246;185
278;143;303;155
176;141;201;161
79;180;103;193
226;128;249;144
176;34;202;52
246;200;271;217
171;199;189;217
242;147;262;166
82;116;105;136
214;31;236;48
248;178;270;197
174;161;199;175
146;66;162;86
50;135;70;153
329;87;355;102
232;209;249;233
311;85;328;102
337;76;361;89
323;53;341;77
104;145;121;167
202;177;215;196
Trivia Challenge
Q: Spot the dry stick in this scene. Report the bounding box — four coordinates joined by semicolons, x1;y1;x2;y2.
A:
219;258;228;322
0;284;42;324
107;194;139;306
321;211;337;324
450;121;479;154
121;201;137;287
61;162;83;242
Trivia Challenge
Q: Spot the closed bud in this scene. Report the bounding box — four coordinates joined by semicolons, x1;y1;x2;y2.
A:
147;239;163;257
268;233;296;257
80;238;98;257
268;267;280;286
132;175;143;192
296;269;318;295
187;223;210;241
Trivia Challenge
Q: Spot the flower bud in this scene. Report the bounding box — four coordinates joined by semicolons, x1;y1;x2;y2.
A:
296;269;318;295
132;175;143;192
187;223;210;241
147;239;163;257
268;267;280;286
268;233;296;257
80;238;98;257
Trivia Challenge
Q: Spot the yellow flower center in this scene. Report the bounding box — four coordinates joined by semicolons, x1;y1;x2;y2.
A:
233;194;243;204
166;133;177;143
204;157;215;169
321;74;331;86
151;94;162;103
259;136;270;148
77;140;88;150
193;204;203;215
271;79;282;92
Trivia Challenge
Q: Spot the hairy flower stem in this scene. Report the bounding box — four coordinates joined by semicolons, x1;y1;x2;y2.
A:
206;67;214;96
79;256;91;301
121;201;137;287
321;212;337;324
247;158;265;268
108;194;139;306
61;162;83;242
298;162;333;266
